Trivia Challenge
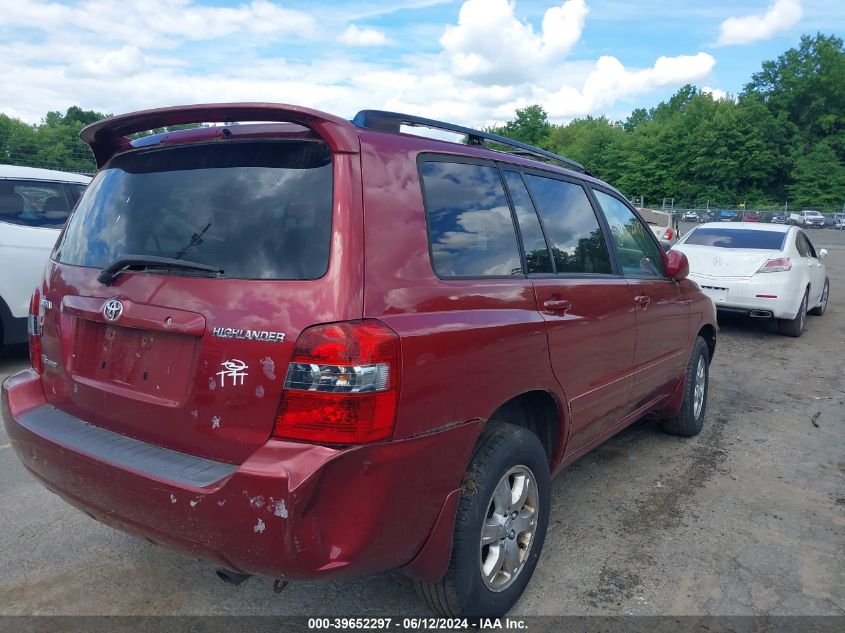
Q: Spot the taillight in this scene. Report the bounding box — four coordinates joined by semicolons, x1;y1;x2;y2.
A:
663;228;674;240
28;288;43;374
274;320;401;444
757;257;792;273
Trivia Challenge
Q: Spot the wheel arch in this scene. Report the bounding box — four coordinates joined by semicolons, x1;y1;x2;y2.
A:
484;389;565;469
697;323;716;361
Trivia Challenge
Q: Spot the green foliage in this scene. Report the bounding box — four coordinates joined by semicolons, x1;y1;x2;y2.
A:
489;105;553;148
496;34;845;209
0;106;105;174
0;107;209;174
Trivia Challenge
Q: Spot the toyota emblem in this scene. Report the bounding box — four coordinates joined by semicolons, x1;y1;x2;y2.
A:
103;299;124;321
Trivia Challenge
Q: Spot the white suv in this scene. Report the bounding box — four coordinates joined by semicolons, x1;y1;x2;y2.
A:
0;165;91;345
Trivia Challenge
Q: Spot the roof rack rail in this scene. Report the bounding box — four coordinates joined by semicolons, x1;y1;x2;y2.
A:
352;110;588;174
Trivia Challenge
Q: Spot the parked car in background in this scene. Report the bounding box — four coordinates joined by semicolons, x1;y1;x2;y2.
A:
0;165;90;346
835;217;845;230
637;207;677;245
770;213;786;224
742;211;760;222
683;211;699;222
827;212;845;229
789;210;826;228
672;222;828;337
700;211;718;223
718;209;738;222
2;103;718;618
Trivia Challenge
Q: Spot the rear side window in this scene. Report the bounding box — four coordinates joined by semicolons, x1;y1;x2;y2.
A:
501;171;553;274
421;161;522;277
54;141;333;280
523;175;612;275
685;228;787;250
796;232;816;257
0;179;72;228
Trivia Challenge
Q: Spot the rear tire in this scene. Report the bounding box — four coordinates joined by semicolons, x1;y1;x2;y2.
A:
778;289;808;337
661;337;709;437
416;423;550;618
808;278;829;316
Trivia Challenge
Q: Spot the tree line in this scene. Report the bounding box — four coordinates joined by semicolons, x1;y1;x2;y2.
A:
1;34;842;210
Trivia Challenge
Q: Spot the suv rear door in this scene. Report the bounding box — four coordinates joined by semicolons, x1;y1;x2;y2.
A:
38;136;363;464
501;169;638;450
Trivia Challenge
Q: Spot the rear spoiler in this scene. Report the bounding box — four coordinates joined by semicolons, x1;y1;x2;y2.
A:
80;103;360;168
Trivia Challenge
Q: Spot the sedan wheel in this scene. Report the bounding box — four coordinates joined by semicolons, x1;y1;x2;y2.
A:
778;290;808;337
809;278;829;316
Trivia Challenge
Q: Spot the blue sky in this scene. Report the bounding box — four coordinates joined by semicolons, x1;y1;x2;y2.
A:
1;0;843;126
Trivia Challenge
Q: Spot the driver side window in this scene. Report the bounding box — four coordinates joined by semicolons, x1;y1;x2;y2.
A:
593;189;664;278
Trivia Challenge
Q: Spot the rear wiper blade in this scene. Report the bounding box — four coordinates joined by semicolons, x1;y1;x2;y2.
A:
97;255;224;286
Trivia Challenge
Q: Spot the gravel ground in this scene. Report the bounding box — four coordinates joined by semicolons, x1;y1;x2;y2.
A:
0;225;843;616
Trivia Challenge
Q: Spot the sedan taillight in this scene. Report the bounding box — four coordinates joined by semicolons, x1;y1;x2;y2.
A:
757;257;792;273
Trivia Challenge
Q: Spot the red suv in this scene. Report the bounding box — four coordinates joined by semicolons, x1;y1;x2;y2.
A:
2;104;716;617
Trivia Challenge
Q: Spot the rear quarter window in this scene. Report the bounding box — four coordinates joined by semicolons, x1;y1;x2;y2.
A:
54;140;333;280
420;160;522;278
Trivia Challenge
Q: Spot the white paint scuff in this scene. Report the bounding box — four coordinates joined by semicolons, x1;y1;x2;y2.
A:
260;357;276;381
211;416;221;429
254;518;266;534
270;499;288;518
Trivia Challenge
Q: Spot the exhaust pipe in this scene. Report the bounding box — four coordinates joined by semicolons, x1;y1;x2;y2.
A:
749;310;773;318
216;568;252;586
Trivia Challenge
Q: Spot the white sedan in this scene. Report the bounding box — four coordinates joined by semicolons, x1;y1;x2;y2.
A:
672;222;829;337
1;164;91;346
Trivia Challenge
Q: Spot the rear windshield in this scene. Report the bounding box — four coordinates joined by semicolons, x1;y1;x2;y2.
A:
54;140;333;280
683;227;786;250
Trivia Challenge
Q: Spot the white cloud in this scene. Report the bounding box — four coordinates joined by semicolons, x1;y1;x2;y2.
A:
67;46;146;79
716;0;802;46
702;86;728;100
440;0;589;84
0;0;718;132
0;0;317;48
338;25;392;47
539;53;716;118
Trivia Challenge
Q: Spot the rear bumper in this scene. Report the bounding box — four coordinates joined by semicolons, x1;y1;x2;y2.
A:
690;273;800;319
2;369;480;581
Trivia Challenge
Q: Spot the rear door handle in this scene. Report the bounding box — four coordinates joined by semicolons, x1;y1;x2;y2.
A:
542;299;572;313
635;295;651;309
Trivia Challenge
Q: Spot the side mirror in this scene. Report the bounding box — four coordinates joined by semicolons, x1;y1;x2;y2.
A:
663;249;689;281
819;248;828;259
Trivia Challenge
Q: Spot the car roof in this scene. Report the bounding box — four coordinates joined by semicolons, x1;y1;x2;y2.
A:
696;221;792;233
0;164;92;184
